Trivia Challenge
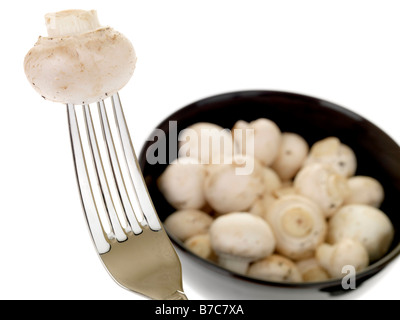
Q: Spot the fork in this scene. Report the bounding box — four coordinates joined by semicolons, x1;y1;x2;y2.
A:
66;93;187;300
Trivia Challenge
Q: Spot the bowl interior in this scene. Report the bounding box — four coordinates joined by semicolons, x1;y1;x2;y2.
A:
138;90;400;289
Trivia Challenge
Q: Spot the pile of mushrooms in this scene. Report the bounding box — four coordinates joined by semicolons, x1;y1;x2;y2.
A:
159;119;394;283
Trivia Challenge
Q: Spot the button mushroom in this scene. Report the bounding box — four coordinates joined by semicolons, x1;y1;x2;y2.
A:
232;118;282;166
296;258;330;282
157;157;206;210
265;194;327;260
249;194;276;218
248;254;302;283
272;181;297;199
259;166;282;194
344;176;385;208
294;163;349;217
316;239;369;279
204;160;263;214
250;178;293;218
24;10;136;105
164;209;213;242
209;213;276;274
304;137;357;177
328;204;394;262
184;233;215;260
271;132;309;181
178;122;235;164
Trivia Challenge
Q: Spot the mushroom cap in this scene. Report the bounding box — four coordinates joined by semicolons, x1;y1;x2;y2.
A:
24;10;136;105
304;137;357;177
184;233;214;260
249;194;276;218
259;166;282;194
265;194;327;260
316;239;369;278
233;118;282;166
248;254;302;282
209;213;276;261
178;122;235;164
328;204;394;261
272;184;297;199
344;176;385;207
157;157;206;210
231;120;254;157
204;161;263;214
164;209;213;242
294;163;349;217
296;258;329;282
271;132;309;181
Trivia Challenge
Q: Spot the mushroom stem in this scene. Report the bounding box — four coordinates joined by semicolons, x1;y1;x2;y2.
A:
217;255;250;274
45;10;101;37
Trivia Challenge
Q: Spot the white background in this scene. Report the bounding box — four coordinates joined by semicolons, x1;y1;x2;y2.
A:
1;0;399;300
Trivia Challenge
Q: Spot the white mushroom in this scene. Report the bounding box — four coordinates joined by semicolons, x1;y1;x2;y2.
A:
248;254;302;282
24;10;136;105
164;209;213;242
316;239;369;279
178;122;235;164
265;195;327;260
259;166;282;194
250;179;295;218
231;120;255;160
204;160;263;214
232;118;282;166
296;258;330;282
184;233;214;260
249;194;276;218
304;137;357;177
157;157;206;210
271;132;309;181
209;213;276;274
272;184;297;199
344;176;385;207
294;163;349;217
328;204;394;261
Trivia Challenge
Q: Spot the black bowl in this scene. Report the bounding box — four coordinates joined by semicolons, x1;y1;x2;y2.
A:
138;90;400;299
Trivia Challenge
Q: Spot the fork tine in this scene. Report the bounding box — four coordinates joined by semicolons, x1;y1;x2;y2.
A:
67;104;111;254
83;104;128;243
111;93;162;231
97;100;143;235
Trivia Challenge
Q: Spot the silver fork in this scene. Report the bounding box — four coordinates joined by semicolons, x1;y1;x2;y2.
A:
66;93;187;300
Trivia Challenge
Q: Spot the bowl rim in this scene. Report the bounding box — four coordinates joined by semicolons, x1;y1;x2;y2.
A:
139;89;400;290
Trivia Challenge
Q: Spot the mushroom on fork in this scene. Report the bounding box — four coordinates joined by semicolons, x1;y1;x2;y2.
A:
24;9;187;300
